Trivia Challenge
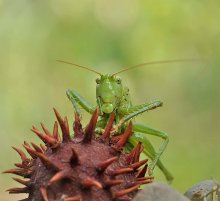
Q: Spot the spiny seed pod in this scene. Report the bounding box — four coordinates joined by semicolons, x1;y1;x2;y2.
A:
4;108;153;201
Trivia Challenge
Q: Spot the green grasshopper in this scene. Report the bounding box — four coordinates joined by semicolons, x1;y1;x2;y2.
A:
57;59;196;182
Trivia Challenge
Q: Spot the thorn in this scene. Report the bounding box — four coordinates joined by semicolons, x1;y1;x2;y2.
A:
64;116;70;136
110;167;133;176
23;144;38;159
12;178;30;187
14;163;24;168
73;112;84;139
135;144;144;160
110;135;121;144
126;142;143;164
31;142;43;153
3;168;20;174
70;147;79;165
113;184;140;198
136;164;148;178
52;121;60;141
40;187;49;201
3;168;32;178
135;178;153;185
49;171;68;185
12;147;27;162
65;195;82;201
136;176;154;181
83;108;99;143
125;178;152;188
31;126;47;143
53;108;71;142
40;144;46;152
81;177;103;189
23;141;34;156
130;159;148;170
104;179;124;188
41;123;51;136
31;126;59;148
35;152;60;171
100;112;115;140
6;187;29;194
115;122;133;150
96;156;118;172
23;141;30;147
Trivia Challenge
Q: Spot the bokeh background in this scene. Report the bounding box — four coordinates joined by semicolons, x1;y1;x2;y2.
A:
0;0;219;200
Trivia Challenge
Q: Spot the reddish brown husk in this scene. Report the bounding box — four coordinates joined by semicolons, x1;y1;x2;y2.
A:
4;108;153;201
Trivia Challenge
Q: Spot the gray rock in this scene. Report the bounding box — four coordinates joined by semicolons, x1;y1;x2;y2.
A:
184;180;220;201
133;182;190;201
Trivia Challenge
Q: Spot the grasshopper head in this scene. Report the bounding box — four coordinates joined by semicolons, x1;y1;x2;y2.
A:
96;74;123;114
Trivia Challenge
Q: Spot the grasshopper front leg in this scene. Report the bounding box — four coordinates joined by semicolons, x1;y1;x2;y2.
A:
67;89;110;135
113;100;162;133
66;89;95;117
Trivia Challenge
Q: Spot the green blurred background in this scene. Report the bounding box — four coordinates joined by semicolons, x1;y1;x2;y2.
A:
0;0;219;200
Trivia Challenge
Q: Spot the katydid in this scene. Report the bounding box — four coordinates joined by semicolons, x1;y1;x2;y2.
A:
57;58;198;182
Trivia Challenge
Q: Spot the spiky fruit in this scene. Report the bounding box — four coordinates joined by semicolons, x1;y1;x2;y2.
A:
4;108;153;201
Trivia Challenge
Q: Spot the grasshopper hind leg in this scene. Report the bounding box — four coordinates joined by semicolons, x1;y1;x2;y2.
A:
130;125;173;182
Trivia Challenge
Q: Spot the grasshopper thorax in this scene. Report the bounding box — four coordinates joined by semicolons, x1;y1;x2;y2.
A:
96;74;123;114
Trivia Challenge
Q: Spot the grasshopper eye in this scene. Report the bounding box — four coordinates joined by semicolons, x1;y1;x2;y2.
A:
116;77;121;84
96;78;100;84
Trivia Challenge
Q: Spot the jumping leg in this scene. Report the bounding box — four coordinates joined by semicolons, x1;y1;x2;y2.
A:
133;123;169;173
129;132;173;182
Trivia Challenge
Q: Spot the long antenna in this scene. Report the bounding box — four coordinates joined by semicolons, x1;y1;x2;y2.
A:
56;60;102;76
112;58;201;76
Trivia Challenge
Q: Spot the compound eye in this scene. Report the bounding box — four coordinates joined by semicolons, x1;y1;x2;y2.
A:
116;77;121;84
96;78;101;84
